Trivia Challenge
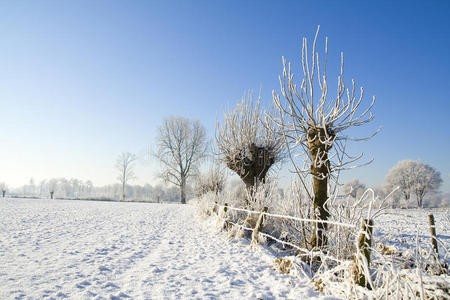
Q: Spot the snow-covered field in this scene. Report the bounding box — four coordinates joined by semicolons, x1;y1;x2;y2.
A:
0;198;331;299
374;209;449;261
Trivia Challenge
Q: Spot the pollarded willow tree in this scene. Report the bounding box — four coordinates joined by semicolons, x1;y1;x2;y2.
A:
216;93;284;205
156;116;208;204
270;26;377;248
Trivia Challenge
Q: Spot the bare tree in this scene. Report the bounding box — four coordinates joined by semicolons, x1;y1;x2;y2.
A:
48;178;58;199
384;160;442;208
0;182;7;197
116;152;137;201
216;93;284;205
195;163;227;197
156;117;208;204
38;180;46;197
270;26;377;248
342;179;367;199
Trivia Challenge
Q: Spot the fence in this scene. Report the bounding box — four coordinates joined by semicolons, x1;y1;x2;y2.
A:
210;202;449;292
212;202;375;286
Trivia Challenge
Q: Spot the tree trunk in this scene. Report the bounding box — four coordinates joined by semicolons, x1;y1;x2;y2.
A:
307;127;332;249
50;191;54;199
416;190;425;208
122;182;126;201
310;170;330;248
227;144;274;208
403;192;410;203
180;178;186;204
243;178;262;208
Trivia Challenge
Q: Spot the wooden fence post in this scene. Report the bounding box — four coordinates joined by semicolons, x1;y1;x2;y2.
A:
212;201;218;215
428;214;439;257
354;219;373;288
251;206;268;246
221;203;229;229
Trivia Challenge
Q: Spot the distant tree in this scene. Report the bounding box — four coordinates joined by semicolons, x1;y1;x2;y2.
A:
116;152;137;201
385;160;442;208
69;178;80;198
85;180;93;197
195;164;227;197
38;180;46;197
342;179;367;199
155;117;208;204
28;178;36;196
0;182;7;197
48;178;58;199
216;93;284;205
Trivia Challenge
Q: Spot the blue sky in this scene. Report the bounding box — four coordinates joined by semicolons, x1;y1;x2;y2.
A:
0;0;449;192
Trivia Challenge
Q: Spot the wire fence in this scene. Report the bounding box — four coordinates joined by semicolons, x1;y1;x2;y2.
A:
205;201;449;299
215;203;358;229
213;202;361;263
211;202;449;281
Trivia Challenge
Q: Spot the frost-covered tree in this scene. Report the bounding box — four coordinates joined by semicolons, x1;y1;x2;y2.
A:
85;180;93;197
48;178;58;199
270;26;377;247
216;93;284;204
156;117;208;204
195;164;227;197
116;152;137;201
24;178;36;196
38;180;46;197
384;160;442;208
342;179;366;199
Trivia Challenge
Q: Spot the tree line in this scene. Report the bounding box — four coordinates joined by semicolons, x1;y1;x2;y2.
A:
2;177;183;203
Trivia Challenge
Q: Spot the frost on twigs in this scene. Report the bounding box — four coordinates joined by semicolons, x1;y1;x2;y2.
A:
195;164;227;197
216;92;284;206
269;25;378;248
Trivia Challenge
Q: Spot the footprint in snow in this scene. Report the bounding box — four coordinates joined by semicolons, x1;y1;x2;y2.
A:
152;267;166;274
104;282;120;290
99;266;112;272
75;281;91;289
56;291;68;298
110;292;131;299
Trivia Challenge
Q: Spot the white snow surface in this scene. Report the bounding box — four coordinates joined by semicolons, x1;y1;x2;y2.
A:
373;208;449;262
0;198;331;299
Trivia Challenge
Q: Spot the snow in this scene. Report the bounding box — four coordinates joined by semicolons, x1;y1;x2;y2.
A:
0;198;332;299
373;208;449;263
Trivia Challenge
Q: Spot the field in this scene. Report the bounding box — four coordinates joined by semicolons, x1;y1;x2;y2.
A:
0;198;330;299
374;208;449;260
0;198;448;299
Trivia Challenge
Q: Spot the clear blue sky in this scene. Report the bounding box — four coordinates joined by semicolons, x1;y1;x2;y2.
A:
1;0;449;192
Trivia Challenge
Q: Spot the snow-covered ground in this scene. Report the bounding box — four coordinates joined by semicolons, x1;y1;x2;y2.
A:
374;209;449;262
0;198;331;299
